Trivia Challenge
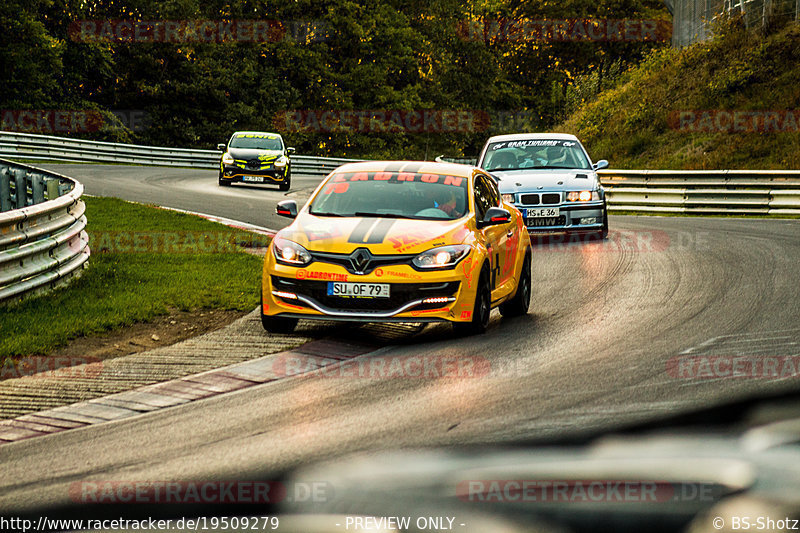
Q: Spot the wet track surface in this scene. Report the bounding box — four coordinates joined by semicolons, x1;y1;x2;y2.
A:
2;164;799;513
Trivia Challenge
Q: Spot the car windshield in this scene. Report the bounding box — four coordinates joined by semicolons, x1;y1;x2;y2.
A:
310;171;469;220
228;134;283;150
482;139;591;170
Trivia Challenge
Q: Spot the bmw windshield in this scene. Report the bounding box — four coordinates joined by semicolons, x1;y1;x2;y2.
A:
310;171;470;220
483;139;591;171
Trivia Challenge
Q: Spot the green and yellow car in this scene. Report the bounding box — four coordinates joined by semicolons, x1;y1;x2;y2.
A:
217;131;295;191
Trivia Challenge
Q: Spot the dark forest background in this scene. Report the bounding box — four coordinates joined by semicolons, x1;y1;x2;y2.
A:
1;0;668;158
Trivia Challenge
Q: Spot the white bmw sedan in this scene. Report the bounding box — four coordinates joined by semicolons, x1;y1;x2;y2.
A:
477;133;609;239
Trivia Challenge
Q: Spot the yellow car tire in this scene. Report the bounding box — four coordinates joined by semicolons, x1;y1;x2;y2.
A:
453;267;491;336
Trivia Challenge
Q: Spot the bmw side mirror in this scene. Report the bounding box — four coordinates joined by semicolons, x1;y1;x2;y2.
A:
217;143;226;151
287;147;296;154
593;159;609;171
276;200;298;219
480;207;511;227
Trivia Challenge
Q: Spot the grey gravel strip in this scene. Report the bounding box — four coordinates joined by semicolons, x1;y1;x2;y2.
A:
0;312;379;444
0;309;313;421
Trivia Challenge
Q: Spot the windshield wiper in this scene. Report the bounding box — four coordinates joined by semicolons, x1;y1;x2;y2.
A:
310;211;346;217
352;212;415;219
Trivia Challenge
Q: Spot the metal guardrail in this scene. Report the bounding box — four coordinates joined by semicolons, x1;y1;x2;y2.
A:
2;135;798;216
599;169;800;215
0;131;359;175
437;157;800;215
0;159;90;304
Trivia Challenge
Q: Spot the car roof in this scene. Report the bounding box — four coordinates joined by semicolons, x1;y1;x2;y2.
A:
333;161;476;177
484;132;579;143
231;131;283;137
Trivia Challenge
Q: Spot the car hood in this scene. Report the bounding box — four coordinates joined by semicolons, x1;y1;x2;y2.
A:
491;169;598;193
227;148;284;160
277;214;472;255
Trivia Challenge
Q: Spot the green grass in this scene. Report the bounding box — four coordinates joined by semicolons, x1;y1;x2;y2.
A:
559;19;800;170
1;197;267;358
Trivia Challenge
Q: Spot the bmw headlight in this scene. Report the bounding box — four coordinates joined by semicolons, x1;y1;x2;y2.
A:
567;190;600;202
222;153;234;165
274;156;288;168
273;237;312;266
412;245;471;269
502;194;515;204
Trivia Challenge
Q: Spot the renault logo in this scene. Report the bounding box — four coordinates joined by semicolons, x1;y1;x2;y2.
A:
349;248;372;274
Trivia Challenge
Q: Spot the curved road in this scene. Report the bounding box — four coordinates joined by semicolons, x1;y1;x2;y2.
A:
2;165;800;514
40;164;322;230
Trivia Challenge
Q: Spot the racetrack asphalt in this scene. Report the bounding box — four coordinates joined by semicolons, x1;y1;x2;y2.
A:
1;164;799;515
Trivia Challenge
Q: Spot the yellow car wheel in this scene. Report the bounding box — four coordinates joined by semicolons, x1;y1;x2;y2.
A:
260;289;298;333
500;252;531;317
454;267;491;336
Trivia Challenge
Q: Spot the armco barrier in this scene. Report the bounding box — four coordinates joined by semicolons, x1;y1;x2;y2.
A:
599;169;800;216
2;133;799;216
0;131;359;175
0;159;90;304
435;157;800;216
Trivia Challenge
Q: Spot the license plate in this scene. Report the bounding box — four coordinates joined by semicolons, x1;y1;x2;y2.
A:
243;175;264;183
523;207;559;218
528;216;563;228
327;282;390;298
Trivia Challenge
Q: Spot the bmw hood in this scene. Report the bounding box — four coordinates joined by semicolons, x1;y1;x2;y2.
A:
491;169;598;193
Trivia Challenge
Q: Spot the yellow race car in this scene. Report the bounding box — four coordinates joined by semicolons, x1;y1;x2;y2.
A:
261;161;532;336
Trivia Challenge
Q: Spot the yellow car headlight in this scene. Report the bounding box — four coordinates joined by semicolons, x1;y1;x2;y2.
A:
412;245;471;269
222;153;234;165
274;156;288;168
272;237;312;266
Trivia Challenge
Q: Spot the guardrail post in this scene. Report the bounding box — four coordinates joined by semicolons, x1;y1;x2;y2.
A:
13;169;27;209
46;177;60;200
0;166;10;213
31;173;45;205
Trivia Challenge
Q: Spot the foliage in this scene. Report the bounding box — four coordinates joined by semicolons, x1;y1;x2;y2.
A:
0;0;668;158
559;17;800;169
